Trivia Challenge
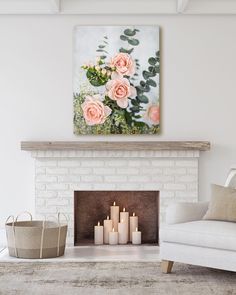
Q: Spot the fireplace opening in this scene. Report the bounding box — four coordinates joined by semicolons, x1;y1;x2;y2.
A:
74;191;159;246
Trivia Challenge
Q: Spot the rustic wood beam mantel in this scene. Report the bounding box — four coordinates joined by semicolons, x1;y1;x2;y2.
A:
21;141;210;151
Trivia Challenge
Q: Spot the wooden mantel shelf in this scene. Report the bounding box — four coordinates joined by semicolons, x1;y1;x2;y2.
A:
21;141;210;151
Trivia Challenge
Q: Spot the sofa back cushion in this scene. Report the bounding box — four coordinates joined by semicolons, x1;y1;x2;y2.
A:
203;184;236;222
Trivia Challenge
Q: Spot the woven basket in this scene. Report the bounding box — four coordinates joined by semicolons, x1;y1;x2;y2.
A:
5;212;68;259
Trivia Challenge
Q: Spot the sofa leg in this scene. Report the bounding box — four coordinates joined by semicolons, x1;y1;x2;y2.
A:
161;260;174;273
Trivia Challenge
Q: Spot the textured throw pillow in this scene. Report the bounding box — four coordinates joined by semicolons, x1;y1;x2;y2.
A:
203;184;236;222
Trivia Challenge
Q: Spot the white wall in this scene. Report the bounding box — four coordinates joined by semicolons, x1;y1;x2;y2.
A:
0;15;236;226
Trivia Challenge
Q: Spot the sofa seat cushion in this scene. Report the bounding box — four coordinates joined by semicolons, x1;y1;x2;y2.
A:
160;220;236;251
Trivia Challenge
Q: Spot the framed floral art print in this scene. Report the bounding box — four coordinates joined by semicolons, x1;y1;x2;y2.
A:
73;26;160;135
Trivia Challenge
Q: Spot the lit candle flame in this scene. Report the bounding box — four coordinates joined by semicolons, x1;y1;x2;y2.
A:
98;221;100;226
135;227;138;232
133;212;135;216
107;216;109;220
112;228;115;232
113;201;116;206
123;208;125;212
121;219;124;223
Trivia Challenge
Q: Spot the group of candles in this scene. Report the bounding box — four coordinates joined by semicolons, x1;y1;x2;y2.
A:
94;202;142;245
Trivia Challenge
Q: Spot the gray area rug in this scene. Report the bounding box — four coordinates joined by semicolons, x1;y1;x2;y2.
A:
0;262;236;295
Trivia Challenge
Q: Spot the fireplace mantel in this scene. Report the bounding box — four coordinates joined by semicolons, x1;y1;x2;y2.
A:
21;141;210;151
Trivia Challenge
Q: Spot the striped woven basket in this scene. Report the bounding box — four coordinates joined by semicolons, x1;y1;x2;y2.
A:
5;212;68;259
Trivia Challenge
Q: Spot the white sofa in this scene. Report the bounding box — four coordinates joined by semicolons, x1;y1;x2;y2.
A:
160;169;236;273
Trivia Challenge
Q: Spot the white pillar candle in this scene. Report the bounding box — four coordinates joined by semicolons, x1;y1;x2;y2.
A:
129;212;138;241
103;216;113;244
109;228;118;245
120;208;129;242
132;227;141;245
118;219;127;244
94;221;103;245
110;201;119;231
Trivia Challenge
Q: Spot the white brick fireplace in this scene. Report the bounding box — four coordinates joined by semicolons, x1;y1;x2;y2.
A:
27;144;206;245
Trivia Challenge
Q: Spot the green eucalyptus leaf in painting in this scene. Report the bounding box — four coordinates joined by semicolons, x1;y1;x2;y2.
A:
140;80;146;87
128;38;139;46
131;99;139;106
148;66;154;73
135;59;140;67
137;94;149;103
130;106;140;112
148;72;156;78
100;55;106;60
119;48;134;54
120;35;129;41
124;29;136;36
136;86;145;93
143;71;151;80
98;45;106;49
142;84;150;92
148;57;157;65
147;79;157;87
135;86;143;95
96;49;108;53
154;65;160;74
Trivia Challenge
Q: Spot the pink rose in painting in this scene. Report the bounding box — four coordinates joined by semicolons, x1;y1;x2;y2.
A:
110;53;136;77
82;94;112;125
147;105;160;125
106;78;137;108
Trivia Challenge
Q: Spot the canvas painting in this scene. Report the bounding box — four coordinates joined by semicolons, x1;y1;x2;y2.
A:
73;26;160;135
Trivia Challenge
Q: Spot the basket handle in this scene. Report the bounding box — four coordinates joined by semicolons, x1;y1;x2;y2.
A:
5;215;15;225
15;211;32;223
56;213;68;257
40;217;54;259
57;212;68;225
40;220;46;259
40;214;67;258
5;215;18;258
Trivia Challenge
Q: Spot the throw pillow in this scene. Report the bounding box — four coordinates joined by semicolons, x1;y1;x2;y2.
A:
203;184;236;222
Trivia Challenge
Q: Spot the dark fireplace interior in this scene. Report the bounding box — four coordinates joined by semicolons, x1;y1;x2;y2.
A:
74;191;159;246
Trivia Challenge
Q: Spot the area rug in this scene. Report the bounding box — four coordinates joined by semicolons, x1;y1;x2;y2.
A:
0;262;236;295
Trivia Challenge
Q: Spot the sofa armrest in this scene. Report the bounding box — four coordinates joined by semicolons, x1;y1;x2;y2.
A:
166;202;209;224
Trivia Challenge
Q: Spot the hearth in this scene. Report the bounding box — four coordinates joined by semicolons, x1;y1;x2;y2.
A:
74;191;159;246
